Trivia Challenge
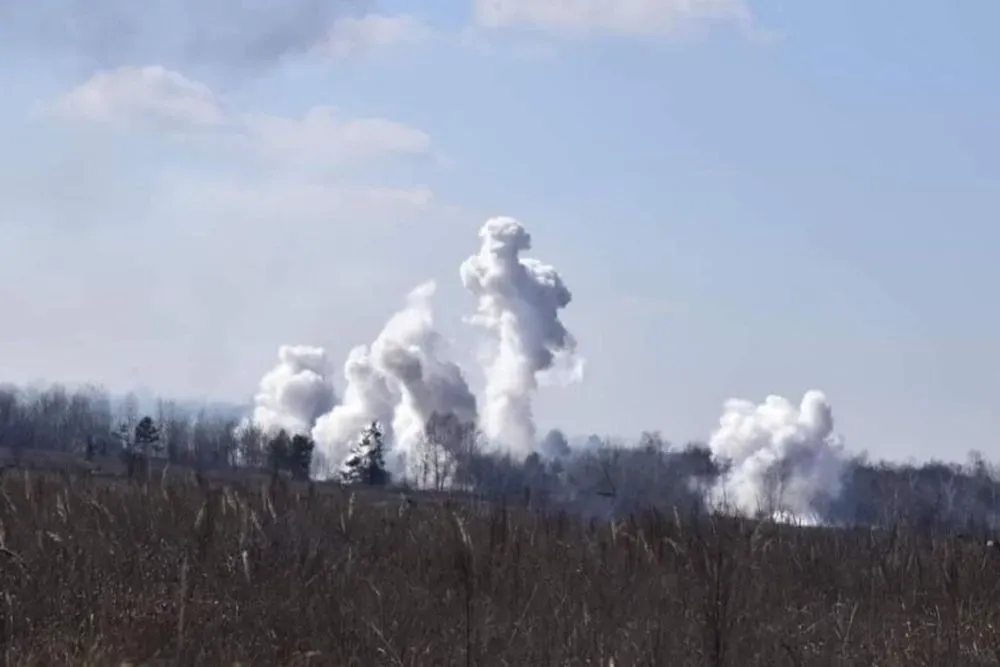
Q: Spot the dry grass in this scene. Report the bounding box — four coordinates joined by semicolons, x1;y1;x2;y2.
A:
0;470;998;665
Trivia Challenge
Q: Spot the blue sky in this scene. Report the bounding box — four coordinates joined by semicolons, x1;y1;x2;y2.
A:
0;1;997;462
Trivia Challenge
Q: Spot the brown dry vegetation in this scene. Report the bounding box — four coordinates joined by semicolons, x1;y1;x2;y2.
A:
0;470;999;666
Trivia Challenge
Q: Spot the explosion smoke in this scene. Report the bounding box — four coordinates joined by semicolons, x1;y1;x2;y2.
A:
311;281;476;479
310;345;396;471
460;216;582;457
706;390;847;524
249;344;336;437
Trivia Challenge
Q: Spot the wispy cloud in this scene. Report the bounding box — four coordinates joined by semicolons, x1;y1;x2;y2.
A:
471;0;753;38
317;13;433;59
50;66;435;167
51;65;227;130
241;107;432;167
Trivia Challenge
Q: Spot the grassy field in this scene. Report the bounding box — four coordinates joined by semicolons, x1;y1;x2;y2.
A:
0;469;998;665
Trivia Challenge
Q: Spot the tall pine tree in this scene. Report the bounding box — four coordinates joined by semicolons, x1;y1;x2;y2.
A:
339;421;390;486
134;416;161;456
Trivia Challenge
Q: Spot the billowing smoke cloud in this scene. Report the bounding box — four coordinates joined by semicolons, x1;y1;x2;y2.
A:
0;0;365;72
249;345;336;436
460;216;582;457
706;390;848;524
311;346;396;471
311;281;477;478
378;282;477;466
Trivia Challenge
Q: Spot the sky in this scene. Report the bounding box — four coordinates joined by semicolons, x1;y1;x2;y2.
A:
0;0;997;463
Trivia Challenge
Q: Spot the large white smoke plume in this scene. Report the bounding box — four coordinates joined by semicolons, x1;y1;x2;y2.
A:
310;281;477;478
249;345;336;436
246;215;582;481
706;390;848;524
460;216;583;457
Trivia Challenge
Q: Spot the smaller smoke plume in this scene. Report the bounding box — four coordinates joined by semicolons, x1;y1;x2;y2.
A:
460;216;582;457
311;281;477;479
250;345;337;436
706;390;847;524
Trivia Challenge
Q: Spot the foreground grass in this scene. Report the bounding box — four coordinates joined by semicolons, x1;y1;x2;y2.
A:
0;470;999;665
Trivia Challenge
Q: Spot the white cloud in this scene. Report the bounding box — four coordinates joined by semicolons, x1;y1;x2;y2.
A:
472;0;752;37
53;66;227;130
319;13;432;59
52;66;434;166
241;106;433;167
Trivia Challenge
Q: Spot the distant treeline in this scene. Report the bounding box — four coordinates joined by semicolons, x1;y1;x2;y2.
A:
1;383;998;532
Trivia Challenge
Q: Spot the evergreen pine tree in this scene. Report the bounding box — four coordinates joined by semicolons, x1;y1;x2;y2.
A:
339;421;390;486
134;416;161;456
